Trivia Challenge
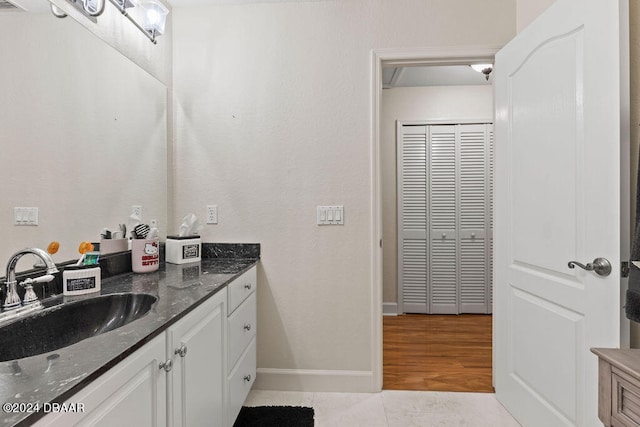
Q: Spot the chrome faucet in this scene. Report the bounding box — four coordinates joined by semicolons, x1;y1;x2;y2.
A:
3;248;59;310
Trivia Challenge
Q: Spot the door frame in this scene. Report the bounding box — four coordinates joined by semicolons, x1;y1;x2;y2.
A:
370;46;501;391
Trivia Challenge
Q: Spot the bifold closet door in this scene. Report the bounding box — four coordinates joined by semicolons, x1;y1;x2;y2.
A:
398;123;493;315
398;125;428;314
429;126;457;314
458;124;492;314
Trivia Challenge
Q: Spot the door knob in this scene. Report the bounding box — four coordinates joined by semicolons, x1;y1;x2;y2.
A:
567;257;612;277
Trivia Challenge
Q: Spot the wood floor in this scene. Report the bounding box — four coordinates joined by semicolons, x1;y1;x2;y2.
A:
383;314;493;393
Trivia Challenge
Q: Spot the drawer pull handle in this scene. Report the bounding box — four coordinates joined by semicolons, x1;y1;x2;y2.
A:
244;283;252;290
159;359;173;372
243;374;252;382
175;345;188;358
244;323;252;331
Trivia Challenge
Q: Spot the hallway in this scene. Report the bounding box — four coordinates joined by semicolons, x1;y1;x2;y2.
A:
383;314;493;392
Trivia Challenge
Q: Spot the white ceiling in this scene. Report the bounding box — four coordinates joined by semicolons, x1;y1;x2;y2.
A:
382;65;492;89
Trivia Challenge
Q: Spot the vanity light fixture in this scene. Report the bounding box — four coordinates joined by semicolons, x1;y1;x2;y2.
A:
138;0;169;38
83;0;105;16
470;63;493;81
49;0;169;45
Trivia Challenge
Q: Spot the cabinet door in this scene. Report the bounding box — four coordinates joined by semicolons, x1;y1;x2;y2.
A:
35;334;167;427
167;290;226;427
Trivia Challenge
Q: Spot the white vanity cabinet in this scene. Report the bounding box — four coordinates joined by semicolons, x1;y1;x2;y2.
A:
166;287;226;427
226;266;257;426
34;333;168;427
32;266;257;427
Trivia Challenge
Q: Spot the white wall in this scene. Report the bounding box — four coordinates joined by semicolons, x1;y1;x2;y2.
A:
381;86;494;309
172;0;515;391
516;0;555;33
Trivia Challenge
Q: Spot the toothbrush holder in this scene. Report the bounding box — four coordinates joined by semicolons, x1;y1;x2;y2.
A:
131;238;160;273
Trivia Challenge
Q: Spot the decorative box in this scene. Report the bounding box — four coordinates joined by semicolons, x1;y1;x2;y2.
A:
166;235;201;264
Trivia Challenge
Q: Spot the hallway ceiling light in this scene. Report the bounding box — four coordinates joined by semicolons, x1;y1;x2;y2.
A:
470;63;493;81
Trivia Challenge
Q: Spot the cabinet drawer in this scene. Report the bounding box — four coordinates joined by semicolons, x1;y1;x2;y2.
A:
228;292;257;370
228;267;256;314
228;337;256;425
612;367;640;426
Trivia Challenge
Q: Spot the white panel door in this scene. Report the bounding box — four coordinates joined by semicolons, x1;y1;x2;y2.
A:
494;0;628;426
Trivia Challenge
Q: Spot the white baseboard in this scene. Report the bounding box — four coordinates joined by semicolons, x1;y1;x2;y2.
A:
253;368;375;392
383;302;398;316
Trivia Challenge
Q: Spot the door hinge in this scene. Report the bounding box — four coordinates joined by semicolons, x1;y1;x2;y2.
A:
622;261;630;278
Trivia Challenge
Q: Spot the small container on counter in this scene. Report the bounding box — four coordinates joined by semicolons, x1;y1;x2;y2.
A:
131;237;160;273
63;265;101;296
165;235;201;265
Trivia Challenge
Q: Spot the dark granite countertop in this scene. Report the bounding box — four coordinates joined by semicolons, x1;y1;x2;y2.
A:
0;256;258;427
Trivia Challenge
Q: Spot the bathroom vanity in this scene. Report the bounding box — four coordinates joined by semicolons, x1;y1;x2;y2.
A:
0;251;258;427
592;348;640;427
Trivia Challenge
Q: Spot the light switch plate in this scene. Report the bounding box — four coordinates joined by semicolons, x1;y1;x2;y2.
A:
317;206;344;225
14;207;38;226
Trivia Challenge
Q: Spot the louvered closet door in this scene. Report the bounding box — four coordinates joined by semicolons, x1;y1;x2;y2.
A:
398;125;428;313
458;124;491;314
398;122;493;315
488;127;494;310
429;126;458;314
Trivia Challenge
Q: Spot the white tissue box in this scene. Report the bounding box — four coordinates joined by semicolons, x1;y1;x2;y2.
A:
166;236;201;264
63;266;101;296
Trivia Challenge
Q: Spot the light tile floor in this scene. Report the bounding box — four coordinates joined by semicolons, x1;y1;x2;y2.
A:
245;390;521;427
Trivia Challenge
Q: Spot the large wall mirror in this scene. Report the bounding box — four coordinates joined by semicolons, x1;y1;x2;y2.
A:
0;0;167;270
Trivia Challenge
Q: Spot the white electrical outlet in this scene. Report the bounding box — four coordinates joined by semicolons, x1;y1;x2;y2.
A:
132;205;143;219
206;205;218;224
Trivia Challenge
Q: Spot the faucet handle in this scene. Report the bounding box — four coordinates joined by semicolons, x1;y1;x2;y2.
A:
22;284;38;304
19;275;54;304
25;275;54;285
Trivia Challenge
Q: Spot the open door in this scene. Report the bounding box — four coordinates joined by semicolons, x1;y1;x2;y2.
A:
493;0;629;426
